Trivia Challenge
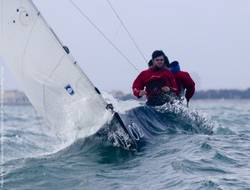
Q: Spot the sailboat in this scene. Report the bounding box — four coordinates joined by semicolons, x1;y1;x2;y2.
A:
0;0;138;149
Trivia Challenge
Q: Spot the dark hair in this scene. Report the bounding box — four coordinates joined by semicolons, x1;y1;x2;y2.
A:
164;55;170;68
149;50;170;68
148;59;153;67
152;50;165;60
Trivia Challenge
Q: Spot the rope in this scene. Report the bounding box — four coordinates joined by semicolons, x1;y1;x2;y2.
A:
105;0;147;63
68;0;140;72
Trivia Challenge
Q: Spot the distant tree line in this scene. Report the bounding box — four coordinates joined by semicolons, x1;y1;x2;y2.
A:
4;89;250;105
112;88;250;101
193;88;250;99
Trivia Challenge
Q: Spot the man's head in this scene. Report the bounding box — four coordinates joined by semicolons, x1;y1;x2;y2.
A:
169;61;181;73
151;50;167;69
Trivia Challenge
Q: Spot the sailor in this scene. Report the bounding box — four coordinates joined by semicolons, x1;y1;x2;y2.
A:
132;50;178;106
169;61;195;106
148;55;170;69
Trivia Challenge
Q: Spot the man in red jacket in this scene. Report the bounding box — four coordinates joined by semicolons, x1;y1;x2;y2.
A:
169;61;195;106
132;50;178;106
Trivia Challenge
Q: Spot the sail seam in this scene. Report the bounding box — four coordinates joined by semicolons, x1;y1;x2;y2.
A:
20;11;39;78
48;55;65;78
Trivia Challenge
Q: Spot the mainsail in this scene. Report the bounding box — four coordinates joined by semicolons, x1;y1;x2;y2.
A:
1;0;114;139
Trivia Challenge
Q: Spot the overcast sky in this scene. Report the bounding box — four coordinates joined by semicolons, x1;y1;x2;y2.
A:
1;0;250;92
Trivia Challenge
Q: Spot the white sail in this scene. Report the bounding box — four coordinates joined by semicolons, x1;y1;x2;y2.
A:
1;0;113;139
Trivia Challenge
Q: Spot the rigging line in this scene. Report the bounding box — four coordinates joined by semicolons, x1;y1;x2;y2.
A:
105;0;147;63
68;0;140;72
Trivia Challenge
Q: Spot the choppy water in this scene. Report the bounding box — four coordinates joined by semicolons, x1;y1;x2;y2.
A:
1;99;250;190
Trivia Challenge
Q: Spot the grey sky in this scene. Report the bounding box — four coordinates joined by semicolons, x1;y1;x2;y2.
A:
1;0;250;92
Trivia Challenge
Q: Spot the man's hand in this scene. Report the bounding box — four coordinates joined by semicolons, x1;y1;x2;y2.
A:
139;90;147;97
134;88;147;97
161;86;170;93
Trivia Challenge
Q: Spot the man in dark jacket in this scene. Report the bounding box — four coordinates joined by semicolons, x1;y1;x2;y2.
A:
169;61;195;106
132;50;178;106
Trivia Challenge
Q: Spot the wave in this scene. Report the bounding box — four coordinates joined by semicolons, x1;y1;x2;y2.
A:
2;96;214;163
58;98;214;153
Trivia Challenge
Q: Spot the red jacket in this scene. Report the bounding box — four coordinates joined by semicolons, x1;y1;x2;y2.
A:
172;71;195;101
132;68;178;98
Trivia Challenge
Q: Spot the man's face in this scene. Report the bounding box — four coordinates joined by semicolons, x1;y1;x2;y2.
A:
152;55;165;69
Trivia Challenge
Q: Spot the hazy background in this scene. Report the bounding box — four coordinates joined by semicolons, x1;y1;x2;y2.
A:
1;0;250;93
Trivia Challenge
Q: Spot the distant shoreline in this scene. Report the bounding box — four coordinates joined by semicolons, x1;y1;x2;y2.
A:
2;90;31;105
111;89;250;101
2;89;250;105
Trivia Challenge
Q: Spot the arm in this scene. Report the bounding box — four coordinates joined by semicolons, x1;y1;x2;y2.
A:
132;72;146;98
183;73;195;102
